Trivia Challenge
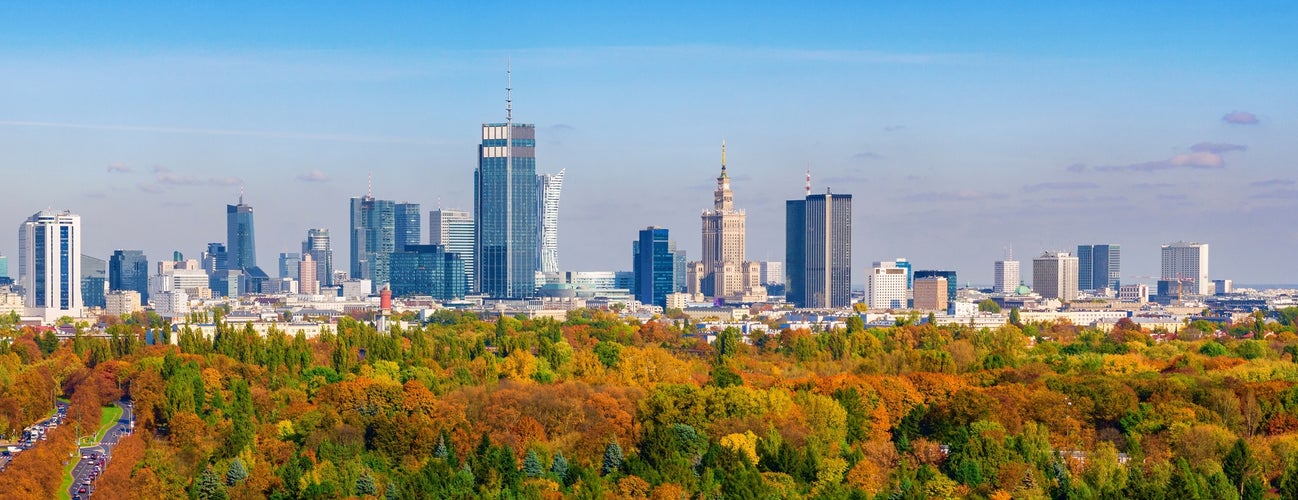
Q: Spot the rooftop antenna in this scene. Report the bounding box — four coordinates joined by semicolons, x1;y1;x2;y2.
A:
367;172;373;199
238;184;244;205
506;57;512;125
805;167;811;196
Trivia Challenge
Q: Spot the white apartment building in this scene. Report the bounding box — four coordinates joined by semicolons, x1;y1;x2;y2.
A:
1161;242;1210;296
994;260;1020;294
865;261;908;310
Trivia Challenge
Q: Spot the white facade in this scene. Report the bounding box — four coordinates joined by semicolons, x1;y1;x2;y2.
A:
430;209;475;292
759;261;783;285
18;210;82;322
994;260;1020;293
866;261;908;310
1161;241;1210;296
105;290;142;317
1118;284;1149;303
340;279;372;299
153;290;190;319
1032;251;1079;302
537;169;565;276
1214;279;1233;295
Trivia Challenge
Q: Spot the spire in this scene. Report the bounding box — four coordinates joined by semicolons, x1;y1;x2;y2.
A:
367;172;373;199
506;57;513;125
805;168;811;196
719;140;727;178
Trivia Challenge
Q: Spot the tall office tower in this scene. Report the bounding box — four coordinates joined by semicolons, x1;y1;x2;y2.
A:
474;69;539;299
0;253;8;278
994;259;1020;293
109;250;149;304
786;190;852;308
301;229;334;287
913;270;957;305
226;193;257;271
1161;241;1210;296
18;210;82;322
755;261;780;286
82;255;107;309
866;261;908;310
430;209;475;292
389;245;466;300
202;242;227;274
913;276;949;312
278;252;302;281
699;142;755;299
670;243;687;292
298;253;318;295
394;202;422;252
1033;251;1079;301
633;227;677;307
1077;244;1121;291
351;194;396;292
537;169;565;277
894;258;913;289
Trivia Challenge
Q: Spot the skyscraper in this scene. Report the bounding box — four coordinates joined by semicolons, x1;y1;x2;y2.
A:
82;255;107;309
278;252;302;281
474;70;539;299
395;202;422;252
1077;244;1121;291
866;261;908;310
1160;241;1210;296
389;245;466;300
785;190;852;308
109;250;149;304
698;142;762;300
298;253;318;295
538;169;565;277
226;194;257;271
351;194;396;292
430;209;474;292
994;259;1020;294
1033;251;1079;301
301;229;334;287
202;242;227;275
633;227;676;307
19;210;82;321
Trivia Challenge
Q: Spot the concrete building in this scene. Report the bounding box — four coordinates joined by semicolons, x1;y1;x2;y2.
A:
759;261;783;285
1214;279;1233;295
301;229;334;287
913;277;949;312
1118;284;1149;303
994;259;1020;294
914;270;957;307
152;290;189;319
866;261;908;310
1033;251;1079;302
537;169;565;280
299;253;319;295
696;142;763;300
19;210;82;322
1161;241;1210;296
105;290;142;317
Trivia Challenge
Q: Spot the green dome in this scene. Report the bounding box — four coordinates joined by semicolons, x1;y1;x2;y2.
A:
1015;284;1031;295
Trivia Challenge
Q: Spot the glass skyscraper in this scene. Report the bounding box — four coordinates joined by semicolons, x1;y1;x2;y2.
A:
633;227;676;307
475;122;538;299
1077;243;1120;291
226;197;257;271
109;249;149;304
394;202;422;252
82;254;107;309
302;228;334;287
785;192;852;308
19;210;82;320
389;245;466;300
351;196;396;292
430;209;474;293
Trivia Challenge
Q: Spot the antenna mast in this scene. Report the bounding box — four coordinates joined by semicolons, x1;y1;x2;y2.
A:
367;172;372;199
506;57;512;125
805;168;811;196
238;184;244;205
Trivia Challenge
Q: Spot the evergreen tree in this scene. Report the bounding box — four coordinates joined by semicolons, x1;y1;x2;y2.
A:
524;449;543;478
226;457;248;486
1223;438;1254;494
1242;475;1265;500
602;442;624;476
356;470;378;496
551;450;570;482
434;434;448;460
385;482;400;500
197;465;228;500
1281;458;1298;500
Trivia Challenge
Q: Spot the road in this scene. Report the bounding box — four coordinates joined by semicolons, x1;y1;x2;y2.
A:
0;401;69;473
66;400;133;500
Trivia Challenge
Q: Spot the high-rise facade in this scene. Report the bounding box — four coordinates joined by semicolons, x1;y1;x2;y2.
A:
430;209;475;292
351;195;396;292
395;202;422;252
537;169;565;277
109;250;149;304
226;196;257;271
913;270;957;305
895;258;913;289
1033;251;1079;301
1161;241;1210;296
278;252;302;281
301;229;334;287
202;242;227;275
694;143;764;301
19;210;82;321
994;259;1020;293
866;261;908;310
299;253;318;295
633;227;676;307
82;255;107;309
475;122;539;299
1077;244;1121;291
913;277;949;312
389;245;466;300
786;191;852;308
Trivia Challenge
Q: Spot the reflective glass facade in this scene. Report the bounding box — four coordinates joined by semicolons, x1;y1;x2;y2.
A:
351;197;396;291
109;249;149;304
475;123;538;298
389;245;466;300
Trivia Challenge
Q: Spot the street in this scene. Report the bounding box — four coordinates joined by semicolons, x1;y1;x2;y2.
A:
66;400;133;500
0;401;69;473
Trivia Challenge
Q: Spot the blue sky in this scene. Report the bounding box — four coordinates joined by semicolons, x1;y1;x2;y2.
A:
1;2;1295;285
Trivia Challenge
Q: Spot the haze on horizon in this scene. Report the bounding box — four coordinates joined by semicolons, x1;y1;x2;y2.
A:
1;2;1294;286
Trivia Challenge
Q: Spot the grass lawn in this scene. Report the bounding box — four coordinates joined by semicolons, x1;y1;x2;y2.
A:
57;458;75;500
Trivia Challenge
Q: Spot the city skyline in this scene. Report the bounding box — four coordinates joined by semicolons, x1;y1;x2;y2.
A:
0;3;1295;285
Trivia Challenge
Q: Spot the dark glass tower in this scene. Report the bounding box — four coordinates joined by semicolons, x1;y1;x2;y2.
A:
633;227;675;307
395;202;422;252
302;228;334;287
1077;243;1120;291
226;196;257;271
389;245;466;300
109;249;149;304
474;122;538;299
350;196;396;291
786;191;852;308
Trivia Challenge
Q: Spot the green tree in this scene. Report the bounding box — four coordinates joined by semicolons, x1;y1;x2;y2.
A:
1223;438;1255;495
1280;457;1298;500
551;450;570;482
196;465;227;500
356;470;378;496
602;442;624;476
978;299;1001;313
226;457;248;486
523;449;543;478
1009;307;1021;325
